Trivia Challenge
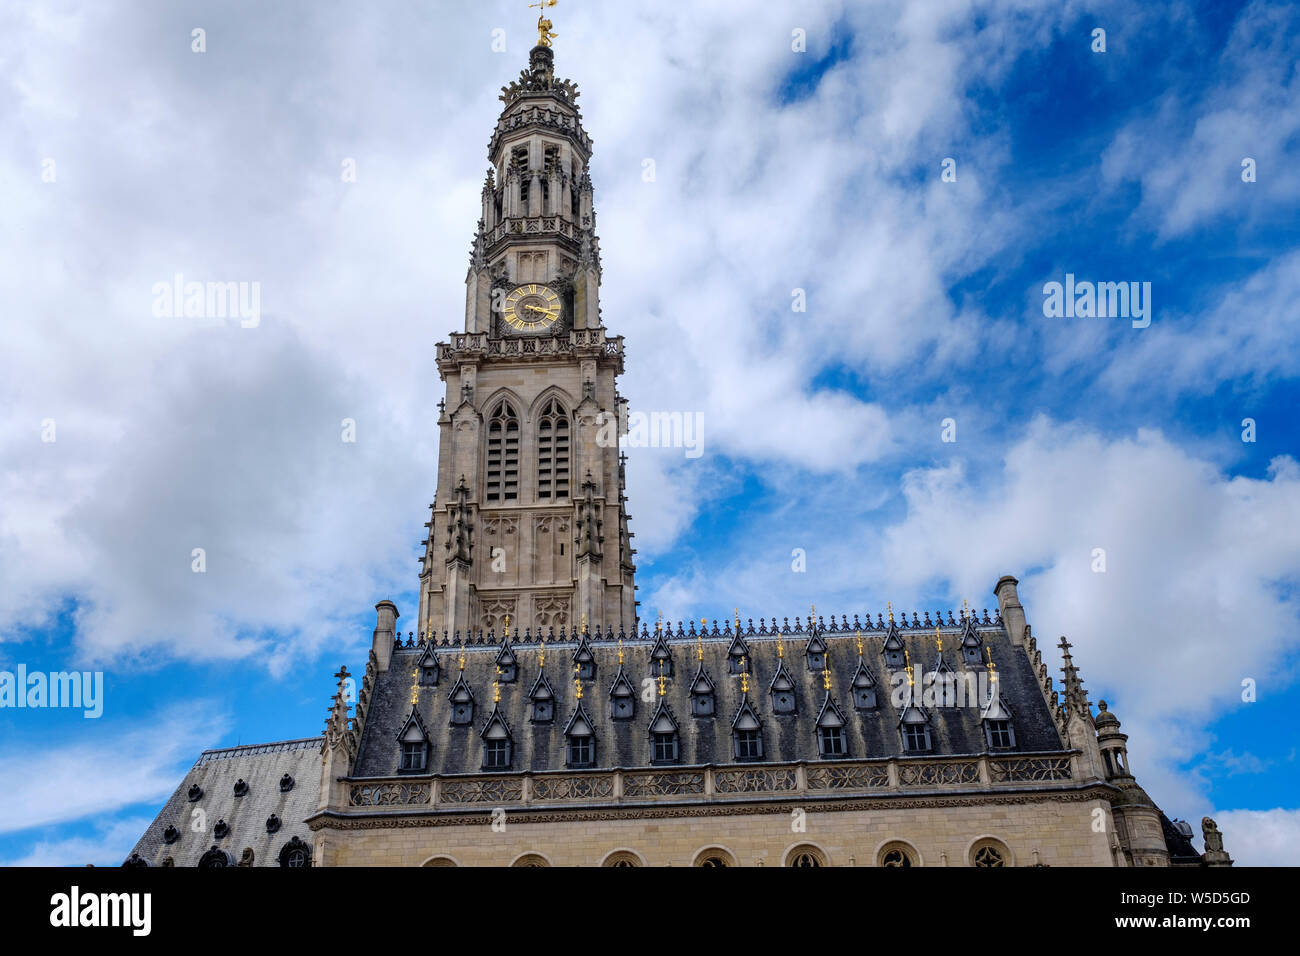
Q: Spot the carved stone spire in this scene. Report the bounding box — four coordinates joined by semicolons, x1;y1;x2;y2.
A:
574;470;603;560
445;475;474;565
1058;635;1091;720
323;666;353;755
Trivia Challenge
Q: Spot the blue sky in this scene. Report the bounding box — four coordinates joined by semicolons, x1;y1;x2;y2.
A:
1;0;1298;865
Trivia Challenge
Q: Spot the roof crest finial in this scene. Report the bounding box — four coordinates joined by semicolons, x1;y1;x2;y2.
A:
529;0;559;48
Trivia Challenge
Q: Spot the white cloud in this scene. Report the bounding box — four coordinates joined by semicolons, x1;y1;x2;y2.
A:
1100;0;1300;239
1213;808;1300;866
0;702;228;834
0;816;154;868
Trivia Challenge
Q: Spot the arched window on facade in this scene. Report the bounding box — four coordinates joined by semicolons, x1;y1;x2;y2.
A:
536;398;570;500
486;401;520;502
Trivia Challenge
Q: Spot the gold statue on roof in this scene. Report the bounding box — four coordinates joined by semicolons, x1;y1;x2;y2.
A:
530;0;558;47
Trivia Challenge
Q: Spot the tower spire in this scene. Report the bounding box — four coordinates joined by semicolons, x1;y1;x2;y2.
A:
1058;635;1090;715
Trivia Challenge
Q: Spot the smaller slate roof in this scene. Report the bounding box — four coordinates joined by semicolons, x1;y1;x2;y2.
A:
128;737;322;867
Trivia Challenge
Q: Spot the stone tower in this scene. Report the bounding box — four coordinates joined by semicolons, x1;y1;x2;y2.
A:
417;43;637;642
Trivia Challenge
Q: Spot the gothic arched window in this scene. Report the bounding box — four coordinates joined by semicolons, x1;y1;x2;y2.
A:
486;401;520;502
536;398;570;500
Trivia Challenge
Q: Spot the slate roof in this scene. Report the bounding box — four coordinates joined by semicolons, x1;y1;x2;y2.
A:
127;737;322;867
351;621;1064;777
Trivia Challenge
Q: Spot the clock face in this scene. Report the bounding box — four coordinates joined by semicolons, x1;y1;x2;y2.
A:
503;283;561;333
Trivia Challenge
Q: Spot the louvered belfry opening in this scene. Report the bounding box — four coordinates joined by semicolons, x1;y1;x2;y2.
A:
536;398;570;500
486;401;520;502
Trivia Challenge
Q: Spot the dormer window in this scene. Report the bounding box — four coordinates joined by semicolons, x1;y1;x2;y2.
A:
652;730;679;763
609;667;636;721
418;645;440;686
960;617;983;665
985;719;1014;749
980;695;1015;750
815;695;849;758
568;735;593;767
690;669;716;717
398;710;431;771
900;702;932;753
727;634;750;675
233;779;248;797
401;740;427;770
529;671;556;723
883;628;906;670
805;634;827;671
770;661;797;715
448;674;475;726
495;642;518;683
852;660;878;711
732;699;764;761
278;836;312;868
565;702;596;768
279;773;295;793
650;633;673;677
481;709;513;770
573;640;595;681
902;723;930;751
648;701;680;765
818;724;845;757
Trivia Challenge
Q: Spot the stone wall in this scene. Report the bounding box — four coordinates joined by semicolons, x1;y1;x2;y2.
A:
312;795;1117;867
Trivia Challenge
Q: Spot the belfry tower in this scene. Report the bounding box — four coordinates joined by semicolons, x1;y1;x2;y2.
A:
417;39;637;641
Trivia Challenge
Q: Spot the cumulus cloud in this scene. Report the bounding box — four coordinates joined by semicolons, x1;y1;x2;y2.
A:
0;702;228;833
1100;0;1300;239
1213;808;1300;866
0;816;154;868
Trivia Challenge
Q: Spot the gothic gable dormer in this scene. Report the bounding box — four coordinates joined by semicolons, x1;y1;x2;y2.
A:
495;640;518;683
479;704;514;770
689;663;716;717
804;633;827;671
769;659;797;715
564;699;596;768
898;685;932;753
851;659;878;711
564;699;595;738
815;693;849;759
609;665;636;721
731;697;764;761
650;632;673;677
648;699;679;735
396;707;431;773
648;699;680;764
528;670;556;723
960;617;984;666
726;632;750;675
572;636;595;680
448;673;475;726
882;623;906;670
417;644;440;686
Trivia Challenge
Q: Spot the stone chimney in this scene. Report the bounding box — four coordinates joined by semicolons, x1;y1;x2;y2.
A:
993;575;1027;647
372;600;399;673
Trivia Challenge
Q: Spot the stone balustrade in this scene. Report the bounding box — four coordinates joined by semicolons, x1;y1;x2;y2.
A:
345;751;1075;809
